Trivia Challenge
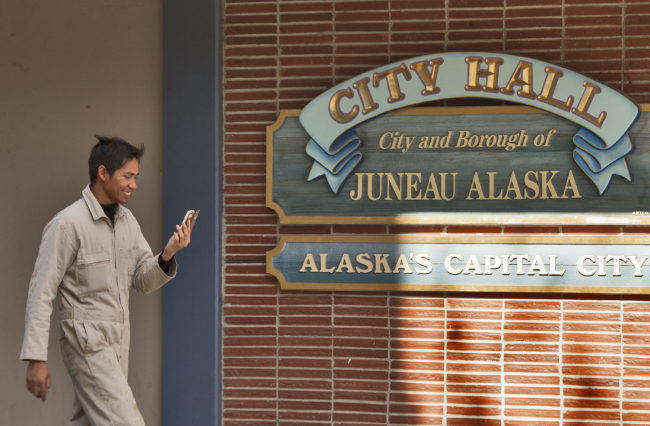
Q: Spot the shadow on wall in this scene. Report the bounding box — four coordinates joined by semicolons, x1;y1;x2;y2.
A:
388;291;648;424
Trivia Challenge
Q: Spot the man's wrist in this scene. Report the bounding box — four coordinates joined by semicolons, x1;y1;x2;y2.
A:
161;250;174;263
159;251;174;275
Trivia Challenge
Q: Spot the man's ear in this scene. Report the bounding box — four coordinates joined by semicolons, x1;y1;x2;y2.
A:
97;165;108;182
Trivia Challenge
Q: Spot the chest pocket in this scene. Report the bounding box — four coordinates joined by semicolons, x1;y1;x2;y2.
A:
76;250;112;294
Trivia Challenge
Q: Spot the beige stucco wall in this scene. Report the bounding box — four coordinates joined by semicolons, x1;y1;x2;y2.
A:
1;0;164;424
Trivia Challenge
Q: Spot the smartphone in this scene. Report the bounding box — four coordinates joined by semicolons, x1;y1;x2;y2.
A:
182;209;200;227
182;210;195;226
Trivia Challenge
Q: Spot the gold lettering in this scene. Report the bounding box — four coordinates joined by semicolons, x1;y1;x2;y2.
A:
409;58;444;96
373;64;411;103
466;172;486;200
405;173;422;200
487;171;504;200
500;60;536;99
335;253;355;273
385;173;403;200
561;170;582;199
423;173;442;200
329;88;358;123
393;254;413;274
353;77;379;115
572;81;606;127
319;253;335;273
504;171;524;200
524;171;540;199
465;56;504;92
355;253;373;273
539;170;560;199
349;173;364;200
378;131;392;150
299;253;318;273
374;254;392;273
537;67;574;112
440;172;457;201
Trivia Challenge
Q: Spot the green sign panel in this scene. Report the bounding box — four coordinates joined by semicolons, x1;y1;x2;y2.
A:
268;106;649;224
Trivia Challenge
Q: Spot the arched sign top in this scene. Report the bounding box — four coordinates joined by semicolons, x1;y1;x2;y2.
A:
300;52;639;152
298;52;640;195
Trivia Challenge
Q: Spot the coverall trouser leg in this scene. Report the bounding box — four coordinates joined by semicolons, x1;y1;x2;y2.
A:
60;320;145;426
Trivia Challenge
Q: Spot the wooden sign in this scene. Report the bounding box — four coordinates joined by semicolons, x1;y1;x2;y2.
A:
267;52;644;225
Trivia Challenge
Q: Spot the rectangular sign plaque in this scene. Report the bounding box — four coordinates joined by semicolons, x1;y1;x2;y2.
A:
267;105;650;225
267;235;650;294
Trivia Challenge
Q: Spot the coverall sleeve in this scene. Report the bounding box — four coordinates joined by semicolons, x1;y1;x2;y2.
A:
20;219;77;361
131;226;177;294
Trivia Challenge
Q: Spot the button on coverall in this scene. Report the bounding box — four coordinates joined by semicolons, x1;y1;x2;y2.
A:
21;185;177;425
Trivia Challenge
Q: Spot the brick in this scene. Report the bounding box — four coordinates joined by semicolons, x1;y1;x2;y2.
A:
503;225;561;234
279;400;331;411
449;320;503;330
449;0;505;7
505;386;560;396
504;332;559;342
504;353;559;363
563;333;620;344
391;349;446;361
390;403;444;415
564;387;619;399
277;378;326;392
505;364;559;374
505;375;559;385
504;408;560;418
338;316;387;327
447;352;502;362
563;410;620;421
448;341;503;352
448;419;500;426
563;365;621;376
447;405;502;416
223;412;276;422
391;393;444;404
446;225;503;234
333;412;388;423
280;368;330;379
332;224;388;234
278;411;331;422
335;390;388;402
335;377;388;390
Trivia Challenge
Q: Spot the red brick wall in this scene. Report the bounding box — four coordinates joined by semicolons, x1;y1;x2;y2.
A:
224;1;650;424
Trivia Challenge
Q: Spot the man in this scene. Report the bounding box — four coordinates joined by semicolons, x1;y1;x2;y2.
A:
20;135;197;425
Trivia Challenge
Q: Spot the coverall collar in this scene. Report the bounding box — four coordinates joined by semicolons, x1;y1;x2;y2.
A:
82;184;125;222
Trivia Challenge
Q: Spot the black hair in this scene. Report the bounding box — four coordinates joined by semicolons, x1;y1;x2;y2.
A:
88;135;144;185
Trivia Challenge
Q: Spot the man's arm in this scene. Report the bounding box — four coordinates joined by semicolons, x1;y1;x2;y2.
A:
21;218;77;401
131;211;197;293
161;210;198;262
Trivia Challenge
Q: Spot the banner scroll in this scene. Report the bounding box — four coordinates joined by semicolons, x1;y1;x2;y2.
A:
299;52;640;194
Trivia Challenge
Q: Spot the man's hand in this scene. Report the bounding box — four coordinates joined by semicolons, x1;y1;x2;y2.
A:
162;210;199;262
26;360;51;402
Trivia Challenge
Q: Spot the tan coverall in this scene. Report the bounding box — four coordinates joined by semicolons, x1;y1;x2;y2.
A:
21;185;176;425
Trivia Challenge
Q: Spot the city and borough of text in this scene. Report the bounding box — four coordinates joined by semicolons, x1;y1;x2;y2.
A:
378;129;557;152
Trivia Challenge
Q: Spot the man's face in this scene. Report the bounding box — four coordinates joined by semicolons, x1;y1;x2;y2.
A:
100;158;139;204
